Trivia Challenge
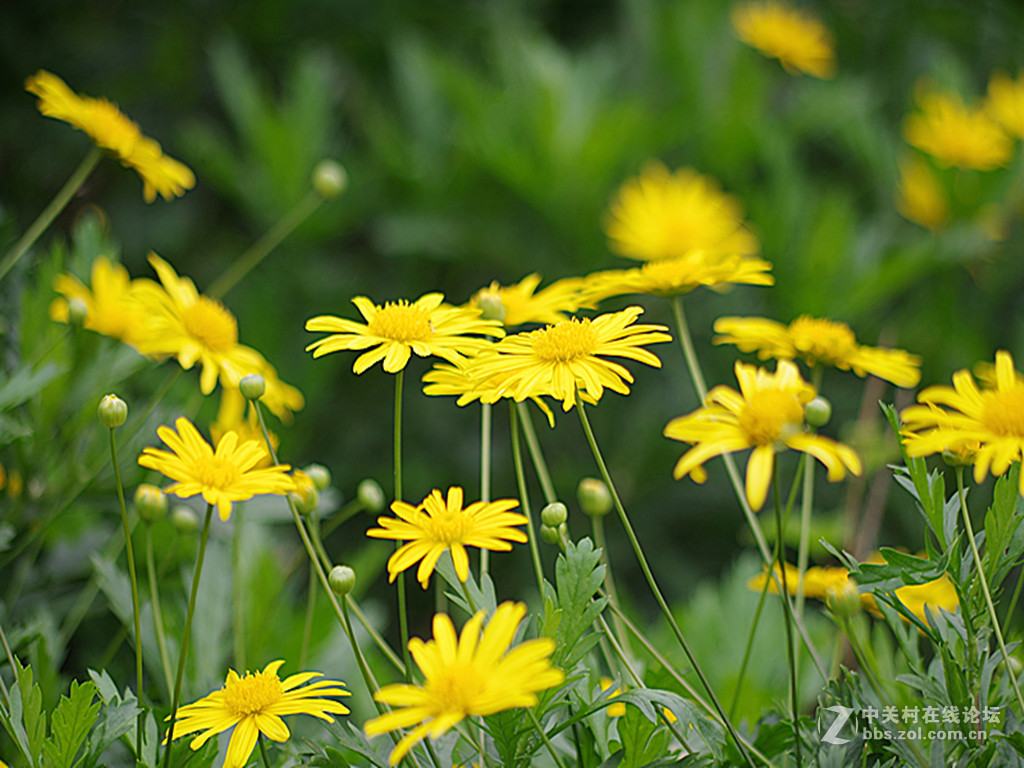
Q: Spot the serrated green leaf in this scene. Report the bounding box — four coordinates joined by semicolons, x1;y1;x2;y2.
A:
617;705;670;768
43;680;99;768
322;719;391;768
16;660;46;768
547;538;608;669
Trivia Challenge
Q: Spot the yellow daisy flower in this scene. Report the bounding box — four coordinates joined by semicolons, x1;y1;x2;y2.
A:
747;562;850;599
605;163;759;262
167;659;350;768
306;293;504;374
364;602;564;766
902;350;1024;494
713;315;922;388
366;486;527;588
985;71;1024;139
421;359;558;427
664;360;862;511
464;307;671;412
25;70;195;202
730;1;836;78
210;388;279;465
903;82;1012;171
470;274;586;329
895;155;951;231
137;416;294;521
49;256;146;346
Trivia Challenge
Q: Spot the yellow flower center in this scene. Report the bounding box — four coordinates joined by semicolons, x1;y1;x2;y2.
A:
981;387;1024;437
182;297;239;351
787;317;858;365
197;456;241;490
369;302;433;342
223;668;284;716
427;664;485;715
420;508;473;545
738;390;805;445
532;319;597;362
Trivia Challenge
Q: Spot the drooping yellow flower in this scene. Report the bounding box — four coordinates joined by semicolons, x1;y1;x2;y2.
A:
902;350;1024;494
464;307;671;412
49;256;146;346
138;417;294;521
366;487;527;588
469;274;586;328
166;659;350;768
713;315;922;388
364;602;564;765
985;71;1024;139
895;155;951;231
581;251;774;304
605;163;759;262
306;293;504;374
730;1;836;78
903;83;1012;171
421;359;558;427
210;388;278;465
25;70;195;202
747;562;850;599
664;360;862;511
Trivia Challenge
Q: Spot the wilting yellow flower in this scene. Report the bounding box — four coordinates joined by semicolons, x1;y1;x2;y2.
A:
903;83;1012;171
49;256;146;345
902;350;1024;494
365;602;564;765
464;307;671;412
599;677;626;717
713;315;922;388
166;659;349;768
581;251;773;304
605;163;759;262
665;360;861;511
306;293;504;374
470;274;585;328
422;359;558;427
366;486;527;588
25;70;195;202
138;417;294;521
747;562;850;599
985;71;1024;139
730;1;836;78
895;155;951;231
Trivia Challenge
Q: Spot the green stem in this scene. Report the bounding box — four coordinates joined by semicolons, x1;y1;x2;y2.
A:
773;480;802;768
956;468;1024;715
393;369;411;680
527;708;566;768
480;403;492;574
590;513;633;668
206;190;322;299
729;562;773;721
795;366;823;623
509;403;546;596
0;620;16;705
145;527;174;699
515;402;557;503
320;498;366;539
232;505;247;671
258;732;273;768
300;541;318;668
162;503;214;768
0;147;102;284
574;395;755;768
1005;565;1024;629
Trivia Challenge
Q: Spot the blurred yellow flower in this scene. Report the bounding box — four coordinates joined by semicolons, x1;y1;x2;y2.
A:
470;274;585;328
422;358;557;427
713;315;922;388
985;71;1024;139
605;163;759;262
25;70;195;202
895;156;950;231
665;360;861;511
903;83;1012;171
730;1;836;78
599;677;626;717
49;256;146;346
210;388;277;466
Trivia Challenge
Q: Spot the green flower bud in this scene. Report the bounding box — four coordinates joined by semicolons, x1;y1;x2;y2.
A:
312;160;348;199
541;501;568;527
475;293;506;323
98;394;128;429
357;478;386;513
171;505;198;534
290;470;319;516
825;580;861;618
134;484;168;523
540;524;561;545
577;477;612;517
239;374;266;401
804;396;832;428
67;297;89;326
329;564;357;595
303;463;332;490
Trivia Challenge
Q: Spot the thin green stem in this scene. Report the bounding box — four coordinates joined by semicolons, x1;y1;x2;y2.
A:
162;503;214;768
232;505;247;671
956;468;1024;715
0;620;16;705
795;366;823;623
0;147;102;284
339;598;388;717
590;513;633;668
729;563;773;721
527;708;566;768
774;480;802;768
300;544;318;668
320;498;366;539
206;190;322;299
145;527;174;699
258;732;273;768
1005;565;1024;628
509;403;546;596
574;395;755;768
480;403;492;574
516;402;556;504
393;369;411;680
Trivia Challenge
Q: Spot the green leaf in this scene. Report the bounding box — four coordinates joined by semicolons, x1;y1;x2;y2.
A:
983;465;1024;588
322;719;391;768
42;680;100;768
617;704;670;768
0;363;63;412
14;660;47;767
543;538;608;670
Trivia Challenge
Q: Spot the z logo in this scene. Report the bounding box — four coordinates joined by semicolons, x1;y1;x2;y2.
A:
819;705;855;745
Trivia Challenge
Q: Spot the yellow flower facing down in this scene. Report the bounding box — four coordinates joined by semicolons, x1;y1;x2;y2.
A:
469;274;586;329
367;486;527;588
713;315;922;388
902;350;1024;494
464;306;671;412
166;659;350;768
306;293;504;374
730;1;836;78
665;360;862;511
49;256;146;346
895;155;951;231
986;71;1024;139
421;359;558;427
138;417;294;521
364;602;564;765
25;70;195;202
210;388;278;465
605;163;759;262
903;83;1012;171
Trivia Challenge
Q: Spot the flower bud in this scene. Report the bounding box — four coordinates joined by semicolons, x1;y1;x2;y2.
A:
67;297;89;326
357;478;386;513
239;374;266;401
171;505;198;534
329;564;357;595
312;160;348;199
98;394;128;428
804;396;832;428
475;293;506;323
303;463;332;490
134;484;168;523
577;477;612;517
541;501;568;527
290;470;319;516
540;524;561;545
825;580;861;618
